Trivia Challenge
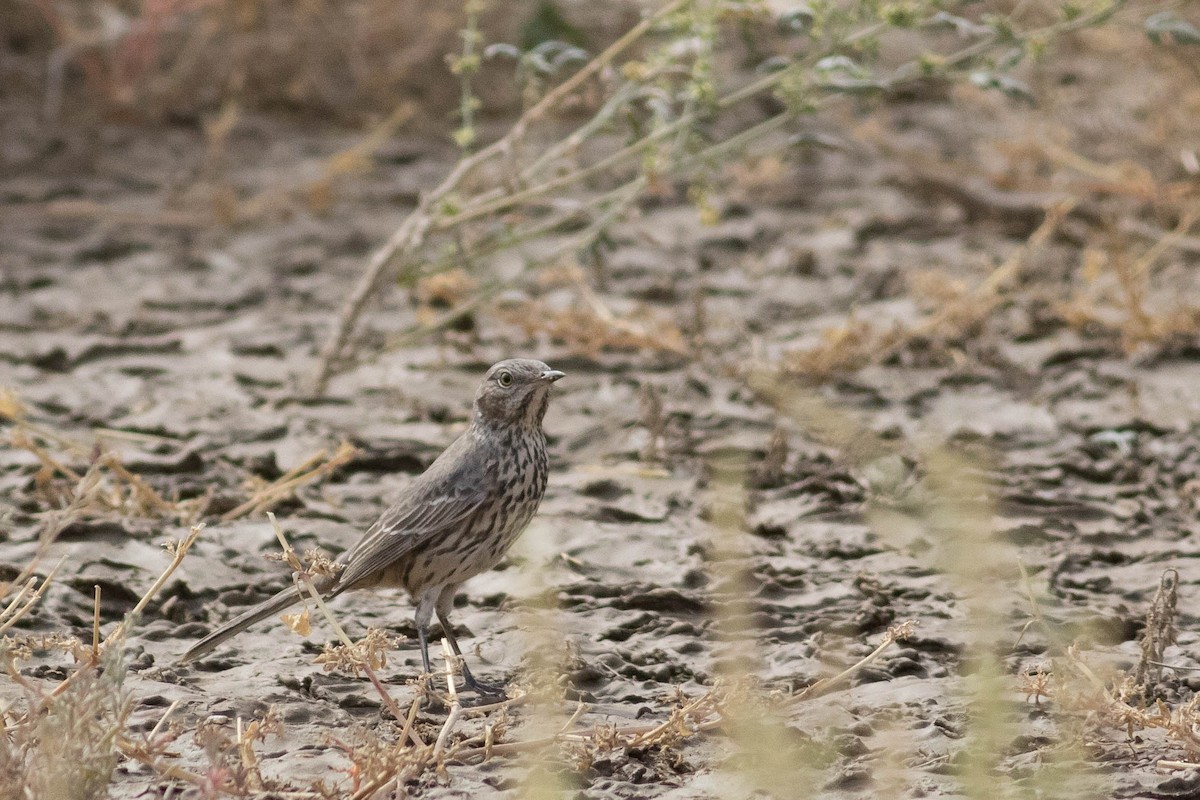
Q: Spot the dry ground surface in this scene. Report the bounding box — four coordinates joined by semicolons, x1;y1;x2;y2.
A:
3;6;1200;799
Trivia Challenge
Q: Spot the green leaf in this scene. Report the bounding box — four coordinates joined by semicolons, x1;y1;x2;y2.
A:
756;56;792;75
814;55;869;79
969;71;1035;105
997;44;1026;71
483;43;522;60
452;126;476;150
778;6;815;35
1145;11;1200;45
928;11;991;37
527;40;590;75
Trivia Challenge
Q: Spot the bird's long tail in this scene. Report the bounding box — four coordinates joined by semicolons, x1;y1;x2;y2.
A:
178;583;311;664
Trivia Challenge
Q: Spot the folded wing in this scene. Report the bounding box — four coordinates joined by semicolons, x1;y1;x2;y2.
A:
335;456;490;590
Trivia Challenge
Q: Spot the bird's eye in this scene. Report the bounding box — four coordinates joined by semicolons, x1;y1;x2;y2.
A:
496;370;513;387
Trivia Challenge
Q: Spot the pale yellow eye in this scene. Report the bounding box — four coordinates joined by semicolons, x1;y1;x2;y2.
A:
497;370;513;387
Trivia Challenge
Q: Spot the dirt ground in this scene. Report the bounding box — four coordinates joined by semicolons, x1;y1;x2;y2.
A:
3;9;1200;799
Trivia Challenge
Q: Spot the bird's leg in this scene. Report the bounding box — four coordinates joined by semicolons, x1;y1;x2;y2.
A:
416;622;447;712
417;624;434;676
436;607;507;700
413;596;446;710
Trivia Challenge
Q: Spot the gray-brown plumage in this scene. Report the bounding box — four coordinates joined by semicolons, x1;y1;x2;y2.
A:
179;358;564;696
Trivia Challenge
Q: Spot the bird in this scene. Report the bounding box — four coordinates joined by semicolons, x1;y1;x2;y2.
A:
179;358;565;698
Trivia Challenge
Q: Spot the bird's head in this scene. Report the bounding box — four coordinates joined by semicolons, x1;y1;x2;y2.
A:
474;358;565;430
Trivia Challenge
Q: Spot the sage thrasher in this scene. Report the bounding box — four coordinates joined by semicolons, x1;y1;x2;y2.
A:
179;358;564;697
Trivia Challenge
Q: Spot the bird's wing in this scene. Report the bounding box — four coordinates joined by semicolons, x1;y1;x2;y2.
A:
335;444;490;590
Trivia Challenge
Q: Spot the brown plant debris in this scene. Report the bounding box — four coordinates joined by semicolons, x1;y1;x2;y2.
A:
504;301;689;357
1133;569;1180;701
221;440;360;521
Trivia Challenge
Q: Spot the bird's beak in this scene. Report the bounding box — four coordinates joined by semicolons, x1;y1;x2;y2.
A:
540;369;565;383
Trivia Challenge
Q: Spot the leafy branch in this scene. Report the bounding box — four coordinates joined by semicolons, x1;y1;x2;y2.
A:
308;0;1126;393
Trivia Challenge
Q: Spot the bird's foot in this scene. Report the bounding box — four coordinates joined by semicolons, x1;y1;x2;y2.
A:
414;673;448;713
420;687;449;714
422;684;504;710
461;675;507;703
458;687;507;708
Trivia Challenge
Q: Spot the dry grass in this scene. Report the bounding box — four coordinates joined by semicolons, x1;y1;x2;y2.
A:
0;523;202;799
221;440;359;521
782;200;1200;382
3;418;193;525
505;301;690;358
0;647;132;800
1058;209;1200;352
1132;570;1180;701
1;388;357;530
18;0;475;124
781;198;1080;380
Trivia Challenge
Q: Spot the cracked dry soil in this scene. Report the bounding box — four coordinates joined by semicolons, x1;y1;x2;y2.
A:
3;22;1200;800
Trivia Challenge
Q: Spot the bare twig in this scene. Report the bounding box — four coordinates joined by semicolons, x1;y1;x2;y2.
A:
105;524;205;644
0;557;66;636
792;621;914;704
433;640;463;761
148;699;182;743
221;441;358;521
92;585;102;660
116;737;207;785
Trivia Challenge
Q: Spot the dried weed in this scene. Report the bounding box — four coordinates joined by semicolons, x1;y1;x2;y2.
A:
1019;568;1200;768
0;650;132;800
223;440;359;521
1133;569;1180;701
28;0;467;124
782;199;1076;380
504;299;689;357
1058;209;1200;351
